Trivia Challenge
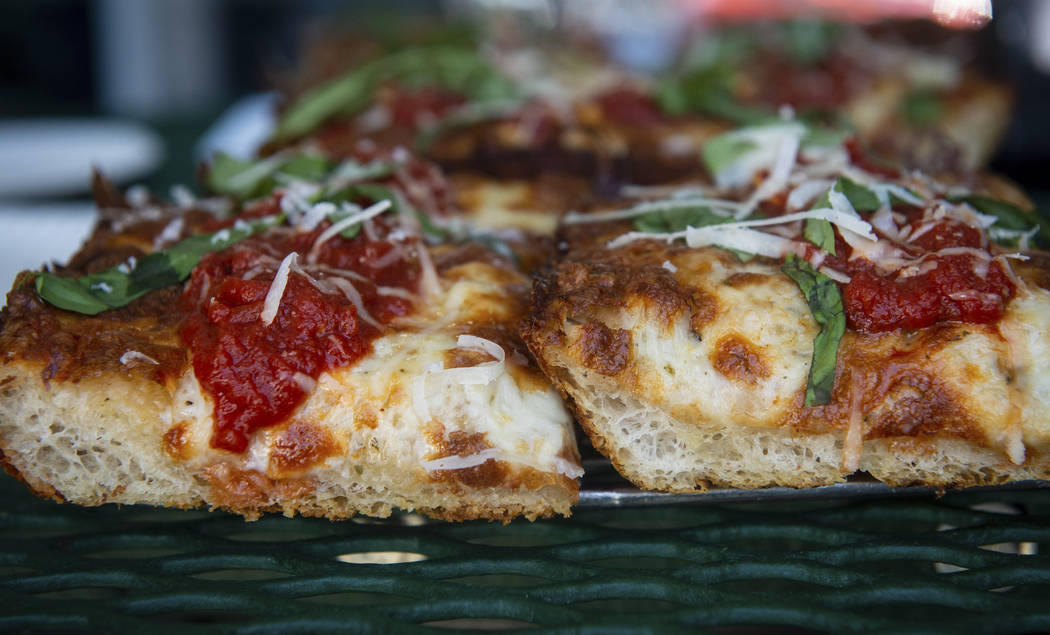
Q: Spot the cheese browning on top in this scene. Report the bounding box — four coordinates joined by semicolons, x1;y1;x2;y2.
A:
524;121;1050;491
1;149;580;521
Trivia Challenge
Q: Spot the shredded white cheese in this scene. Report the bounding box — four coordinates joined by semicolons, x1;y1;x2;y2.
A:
120;350;159;366
607;208;876;252
787;179;834;211
457;334;506;363
153;216;184;249
563;197;742;225
260;252;298;326
308;199;392;263
170;184;196;208
325;277;384;330
421;448;504;472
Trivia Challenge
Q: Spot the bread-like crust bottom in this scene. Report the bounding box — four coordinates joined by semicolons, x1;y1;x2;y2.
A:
0;364;573;523
538;348;1046;493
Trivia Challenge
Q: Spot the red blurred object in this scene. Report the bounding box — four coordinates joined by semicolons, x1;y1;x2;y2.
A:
676;0;991;29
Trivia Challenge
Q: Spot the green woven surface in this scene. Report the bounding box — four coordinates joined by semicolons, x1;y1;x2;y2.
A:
2;473;1049;634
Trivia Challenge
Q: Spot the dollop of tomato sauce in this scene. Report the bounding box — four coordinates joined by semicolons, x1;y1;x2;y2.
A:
823;218;1015;333
179;220;420;453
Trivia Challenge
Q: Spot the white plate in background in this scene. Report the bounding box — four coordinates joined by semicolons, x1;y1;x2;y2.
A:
0;119;164;199
0;202;97;295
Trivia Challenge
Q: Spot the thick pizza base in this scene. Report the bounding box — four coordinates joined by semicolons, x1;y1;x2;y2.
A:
0;252;581;522
524;242;1050;492
0;357;576;522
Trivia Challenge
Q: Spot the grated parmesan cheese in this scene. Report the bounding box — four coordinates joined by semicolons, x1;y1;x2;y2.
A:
308;199;391;263
120;350;159;366
260;252;298;326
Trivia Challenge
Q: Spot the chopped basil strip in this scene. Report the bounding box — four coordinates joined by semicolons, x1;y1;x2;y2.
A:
803;177;880;255
803;217;837;255
781;255;845;407
656;67;774;125
273;46;518;143
950;195;1050;248
632;205;756;261
830;177;880;212
632;205;731;234
327;158;396;185
700;134;759;181
35;215;284;316
208;152;331;200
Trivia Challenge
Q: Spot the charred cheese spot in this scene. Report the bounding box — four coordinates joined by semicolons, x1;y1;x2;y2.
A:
866;371;980;441
801;326;992;447
576;322;632;376
711;334;771;385
689;288;720;338
163;422;192;461
723;272;772;288
444;347;494;369
355;405;379;431
269;421;340;476
426;425;508;488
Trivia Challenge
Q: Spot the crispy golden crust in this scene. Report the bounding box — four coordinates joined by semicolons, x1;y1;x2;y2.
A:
0;206;579;522
1;278;188;386
525;238;1050;491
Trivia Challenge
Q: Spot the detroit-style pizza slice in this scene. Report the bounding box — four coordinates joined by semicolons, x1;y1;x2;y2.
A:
0;151;580;522
524;122;1050;492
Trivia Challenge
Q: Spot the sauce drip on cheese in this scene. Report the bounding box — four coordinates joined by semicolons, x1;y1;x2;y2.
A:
179;219;420;453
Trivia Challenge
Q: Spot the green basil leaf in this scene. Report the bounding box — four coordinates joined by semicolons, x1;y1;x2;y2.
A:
804;218;837;255
833;177;880;212
633;206;731;234
328;158;396;184
950;195;1050;248
632;204;757;261
34;274;113;316
128;251;182;294
273;46;518;143
802;177;879;254
35;215;284;315
901;90;943;127
781;254;845;406
700;134;759;182
208;152;332;200
656;67;774;125
729;249;755;262
276;154;332;182
323;210;364;240
207;153;271;200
